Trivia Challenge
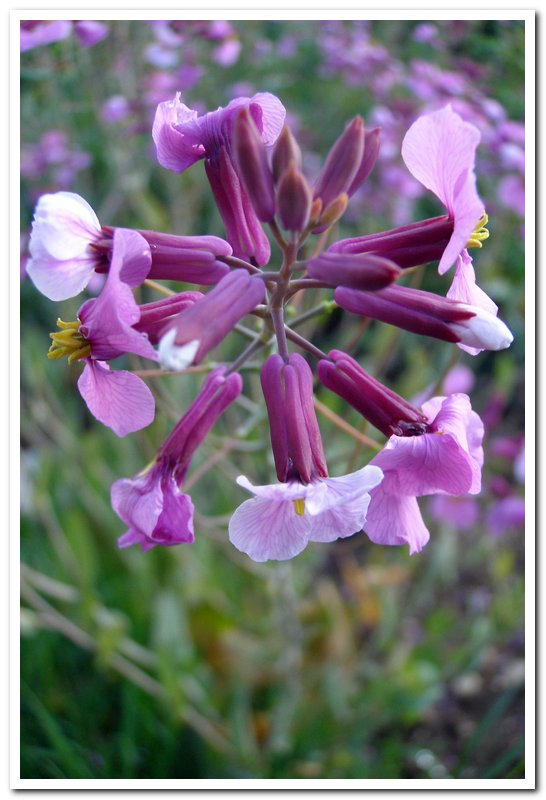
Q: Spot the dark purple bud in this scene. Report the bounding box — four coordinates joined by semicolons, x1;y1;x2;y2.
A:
328;215;454;269
334;284;475;344
276;161;313;232
158;269;265;369
233;108;276;222
205;145;271;266
307;251;400;291
161;366;243;477
134;291;204;343
347;127;381;197
313;116;364;209
317;350;429;437
271;126;302;183
261;353;328;484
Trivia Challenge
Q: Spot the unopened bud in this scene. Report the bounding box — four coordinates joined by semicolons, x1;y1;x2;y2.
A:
313;116;364;208
347;127;381;197
315;193;348;231
271;126;302;182
276;162;313;232
307;252;401;291
233;108;276;222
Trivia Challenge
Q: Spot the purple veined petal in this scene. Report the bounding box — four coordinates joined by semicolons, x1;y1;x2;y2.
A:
152;95;205;173
438;173;484;275
26;251;98;301
112;470;163;535
305;465;384;515
447;251;500;355
364;482;431;555
77;360;155;437
372;430;476;497
29;192;101;260
115;227;153;288
235;474;312;502
248;93;286;146
307;494;371;543
153;476;195;545
228;496;311;562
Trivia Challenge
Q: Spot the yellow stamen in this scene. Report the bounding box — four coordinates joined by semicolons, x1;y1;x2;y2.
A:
293;498;306;516
467;211;489;249
48;318;91;363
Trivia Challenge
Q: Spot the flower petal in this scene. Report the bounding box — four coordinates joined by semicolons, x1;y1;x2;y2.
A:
249;92;287;145
152;95;205;173
364;483;430;555
229;497;311;562
77;360;155;436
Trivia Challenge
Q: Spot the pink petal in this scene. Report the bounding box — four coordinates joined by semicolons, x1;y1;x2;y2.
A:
447;251;498;355
401;106;484;275
112;472;163;535
365;483;430;554
228;496;311;562
29;192;101;260
249;93;286;145
307;494;371;543
77;361;155;436
152;96;205;173
26;251;98;301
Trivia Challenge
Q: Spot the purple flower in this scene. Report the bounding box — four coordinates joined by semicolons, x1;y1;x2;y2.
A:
113;367;242;551
47;229;157;437
20;20;72;52
485;496;525;537
73;20;109;48
27;192;102;300
364;394;485;553
229;467;384;562
401;105;484;275
152;92;285;264
26;192;233;300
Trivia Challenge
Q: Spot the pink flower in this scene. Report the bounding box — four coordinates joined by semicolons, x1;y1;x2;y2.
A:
27;192;102;300
152;93;285;264
113;367;242;551
228;467;384;562
401;105;484;275
446;250;500;355
364;394;485;554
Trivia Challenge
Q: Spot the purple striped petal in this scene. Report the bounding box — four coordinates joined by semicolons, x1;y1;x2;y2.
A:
364;482;430;554
77;360;155;436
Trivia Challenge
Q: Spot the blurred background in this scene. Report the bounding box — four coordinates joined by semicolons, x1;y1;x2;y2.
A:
20;19;525;780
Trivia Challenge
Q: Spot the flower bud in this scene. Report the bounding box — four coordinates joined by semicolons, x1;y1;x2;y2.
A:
307;251;400;291
233;108;276;222
347;127;381;196
276;162;313;232
315;193;348;231
271;126;302;182
313;116;364;208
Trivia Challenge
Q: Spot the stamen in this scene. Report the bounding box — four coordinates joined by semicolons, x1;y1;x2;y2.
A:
48;318;91;363
467;211;489;249
293;498;306;516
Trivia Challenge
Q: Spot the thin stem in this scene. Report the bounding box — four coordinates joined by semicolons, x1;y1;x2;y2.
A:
284;327;327;360
270;306;290;361
288;278;333;293
133;365;215;377
313;397;383;451
220;255;263;274
269;218;288;251
225;331;273;376
289;300;337;328
143;279;176;296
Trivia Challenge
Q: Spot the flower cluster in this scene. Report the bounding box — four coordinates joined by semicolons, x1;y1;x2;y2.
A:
27;90;514;561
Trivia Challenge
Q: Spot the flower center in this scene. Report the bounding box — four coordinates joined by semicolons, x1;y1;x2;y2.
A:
467;211;489;248
293;498;306;515
48;318;91;363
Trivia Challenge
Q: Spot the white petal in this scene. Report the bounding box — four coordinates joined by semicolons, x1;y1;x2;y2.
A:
228;497;311;562
452;306;514;351
158;330;200;371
